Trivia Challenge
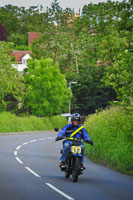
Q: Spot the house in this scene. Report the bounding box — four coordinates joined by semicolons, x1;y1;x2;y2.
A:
12;32;41;74
12;50;32;74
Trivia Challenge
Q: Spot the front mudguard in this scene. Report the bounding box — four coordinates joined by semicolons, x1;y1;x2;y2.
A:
72;153;82;157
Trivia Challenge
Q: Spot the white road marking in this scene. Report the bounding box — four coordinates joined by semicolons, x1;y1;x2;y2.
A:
16;145;22;150
39;138;46;141
22;142;29;145
47;137;55;139
30;139;37;143
15;157;23;164
45;183;74;200
25;167;40;178
14;151;17;156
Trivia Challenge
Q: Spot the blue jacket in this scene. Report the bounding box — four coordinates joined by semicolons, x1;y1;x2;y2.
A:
58;124;91;141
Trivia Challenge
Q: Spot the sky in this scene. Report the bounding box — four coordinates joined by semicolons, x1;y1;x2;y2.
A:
0;0;124;12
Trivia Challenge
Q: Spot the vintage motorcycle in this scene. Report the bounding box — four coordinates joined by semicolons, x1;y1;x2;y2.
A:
63;138;83;182
55;127;94;182
56;136;85;182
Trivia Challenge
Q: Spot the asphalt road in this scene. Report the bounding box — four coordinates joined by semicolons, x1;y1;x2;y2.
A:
0;132;133;200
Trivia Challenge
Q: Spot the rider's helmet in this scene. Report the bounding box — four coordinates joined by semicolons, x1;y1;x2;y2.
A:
71;113;81;124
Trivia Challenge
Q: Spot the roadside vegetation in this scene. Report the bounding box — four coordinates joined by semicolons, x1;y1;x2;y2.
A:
0;0;132;116
0;112;67;133
84;106;133;175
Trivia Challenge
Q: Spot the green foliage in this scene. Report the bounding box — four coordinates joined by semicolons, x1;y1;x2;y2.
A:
102;49;133;106
84;106;133;174
0;112;67;133
0;41;25;111
0;0;132;114
81;0;132;33
14;45;31;51
24;58;71;116
8;34;27;46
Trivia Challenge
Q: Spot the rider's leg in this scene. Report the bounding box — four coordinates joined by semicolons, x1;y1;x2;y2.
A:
60;141;70;163
80;144;85;170
80;144;84;164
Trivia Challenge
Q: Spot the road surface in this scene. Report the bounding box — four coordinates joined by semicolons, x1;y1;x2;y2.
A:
0;132;132;200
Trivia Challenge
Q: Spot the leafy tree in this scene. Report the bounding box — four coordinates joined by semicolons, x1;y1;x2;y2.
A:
1;0;131;114
102;49;133;106
0;41;25;111
81;0;132;34
0;5;21;35
24;58;71;116
0;22;7;41
8;33;27;46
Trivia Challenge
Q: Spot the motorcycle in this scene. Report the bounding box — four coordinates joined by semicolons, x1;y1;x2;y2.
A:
63;139;83;182
55;128;94;182
56;137;84;182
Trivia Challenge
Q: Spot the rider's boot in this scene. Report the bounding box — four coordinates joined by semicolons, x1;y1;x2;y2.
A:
80;164;86;170
59;161;66;169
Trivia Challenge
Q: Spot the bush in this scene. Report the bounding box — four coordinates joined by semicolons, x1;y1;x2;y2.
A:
0;112;67;133
84;106;133;175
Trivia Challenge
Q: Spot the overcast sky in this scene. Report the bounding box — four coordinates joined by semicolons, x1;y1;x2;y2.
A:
0;0;124;12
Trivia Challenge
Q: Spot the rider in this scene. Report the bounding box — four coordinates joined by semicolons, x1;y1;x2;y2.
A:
55;113;94;170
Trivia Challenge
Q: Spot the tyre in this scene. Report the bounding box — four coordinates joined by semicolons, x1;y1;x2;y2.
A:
72;157;80;182
65;158;71;178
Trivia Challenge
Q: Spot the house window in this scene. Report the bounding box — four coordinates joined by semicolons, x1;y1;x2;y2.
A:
22;59;27;64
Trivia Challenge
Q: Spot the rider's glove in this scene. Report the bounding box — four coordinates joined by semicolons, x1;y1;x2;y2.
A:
55;136;64;142
84;140;94;145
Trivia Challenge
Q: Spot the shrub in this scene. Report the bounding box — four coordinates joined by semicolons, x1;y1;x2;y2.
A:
0;112;67;133
84;106;133;174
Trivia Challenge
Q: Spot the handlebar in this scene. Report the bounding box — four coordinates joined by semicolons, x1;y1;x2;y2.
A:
55;136;64;141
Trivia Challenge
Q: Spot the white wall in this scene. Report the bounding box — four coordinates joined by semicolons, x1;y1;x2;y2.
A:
12;64;28;74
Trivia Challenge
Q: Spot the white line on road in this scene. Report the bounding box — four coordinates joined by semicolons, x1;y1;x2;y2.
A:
45;183;74;200
39;138;46;141
22;142;29;145
30;139;37;143
47;137;55;139
16;145;22;150
14;151;17;156
25;167;41;178
15;157;23;164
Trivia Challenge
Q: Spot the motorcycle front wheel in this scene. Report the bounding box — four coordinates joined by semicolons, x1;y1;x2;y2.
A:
65;158;71;178
72;157;80;182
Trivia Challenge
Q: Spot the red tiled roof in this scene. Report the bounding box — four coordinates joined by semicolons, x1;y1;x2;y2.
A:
12;50;32;64
28;32;41;46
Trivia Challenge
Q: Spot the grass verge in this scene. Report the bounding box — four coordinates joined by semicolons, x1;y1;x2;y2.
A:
0;112;67;133
84;106;133;175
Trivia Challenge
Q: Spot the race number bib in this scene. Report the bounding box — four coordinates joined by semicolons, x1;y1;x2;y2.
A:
71;146;81;154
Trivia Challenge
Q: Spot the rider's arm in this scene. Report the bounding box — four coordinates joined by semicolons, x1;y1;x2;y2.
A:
57;124;71;137
82;128;91;141
82;128;94;145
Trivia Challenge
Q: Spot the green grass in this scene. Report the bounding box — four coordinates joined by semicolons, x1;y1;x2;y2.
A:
84;106;133;175
0;112;67;133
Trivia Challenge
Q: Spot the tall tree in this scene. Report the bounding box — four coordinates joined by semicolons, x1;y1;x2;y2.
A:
24;58;71;116
0;41;25;111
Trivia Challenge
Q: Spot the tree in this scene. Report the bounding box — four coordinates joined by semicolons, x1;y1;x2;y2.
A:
0;41;25;111
1;0;130;114
0;22;7;41
8;33;27;46
102;49;133;106
81;0;132;34
0;5;21;35
24;58;71;116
